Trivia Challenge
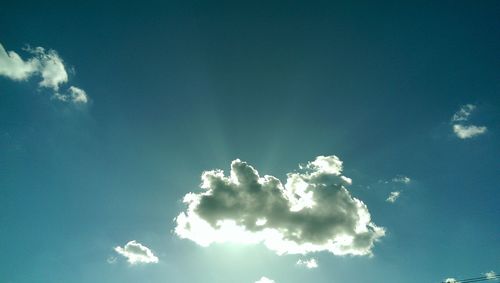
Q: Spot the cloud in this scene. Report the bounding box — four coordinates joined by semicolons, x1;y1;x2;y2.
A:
0;43;38;80
175;155;385;256
114;240;159;264
106;256;117;264
26;46;68;90
386;191;401;203
444;278;459;283
452;104;476;122
255;277;275;283
0;42;87;104
392;176;410;184
296;258;318;269
450;104;487;139
453;124;487;139
53;86;88;104
67;86;88;103
485;271;497;280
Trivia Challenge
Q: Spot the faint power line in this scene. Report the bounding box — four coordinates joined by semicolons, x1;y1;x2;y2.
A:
442;274;500;283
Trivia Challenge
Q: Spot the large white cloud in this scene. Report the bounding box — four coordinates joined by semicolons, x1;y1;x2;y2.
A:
0;42;87;104
114;240;159;265
450;104;487;139
175;156;385;256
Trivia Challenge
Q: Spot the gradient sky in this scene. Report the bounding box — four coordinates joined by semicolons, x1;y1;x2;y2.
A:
0;1;499;283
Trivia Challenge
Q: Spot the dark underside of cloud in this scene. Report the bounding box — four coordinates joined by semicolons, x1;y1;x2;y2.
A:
175;156;385;256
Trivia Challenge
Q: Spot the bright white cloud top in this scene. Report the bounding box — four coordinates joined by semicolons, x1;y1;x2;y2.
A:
296;258;318;269
255;277;275;283
0;42;87;104
114;240;159;265
450;104;487;139
175;155;385;256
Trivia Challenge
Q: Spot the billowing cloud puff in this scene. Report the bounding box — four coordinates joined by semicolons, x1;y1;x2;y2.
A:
450;104;487;139
255;277;275;283
175;156;385;256
444;278;459;283
453;124;487;139
296;258;318;269
0;42;87;104
67;86;88;103
114;240;159;264
26;46;68;90
386;191;401;203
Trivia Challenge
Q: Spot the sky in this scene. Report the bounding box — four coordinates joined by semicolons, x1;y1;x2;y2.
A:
0;1;499;283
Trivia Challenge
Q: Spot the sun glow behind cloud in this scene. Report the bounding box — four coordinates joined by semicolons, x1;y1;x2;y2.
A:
175;156;385;256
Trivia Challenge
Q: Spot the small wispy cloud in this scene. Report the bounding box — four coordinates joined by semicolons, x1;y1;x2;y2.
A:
386;191;401;203
381;176;409;203
453;124;487;139
114;240;159;265
296;258;318;269
53;86;88;104
255;277;275;283
485;271;497;280
106;256;117;264
382;175;411;185
451;104;475;122
392;176;411;184
450;104;487;139
0;42;88;104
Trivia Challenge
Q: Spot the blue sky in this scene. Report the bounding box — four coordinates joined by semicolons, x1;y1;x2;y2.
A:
0;1;499;283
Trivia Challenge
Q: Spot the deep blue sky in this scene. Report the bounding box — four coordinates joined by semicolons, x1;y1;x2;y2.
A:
0;1;499;283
